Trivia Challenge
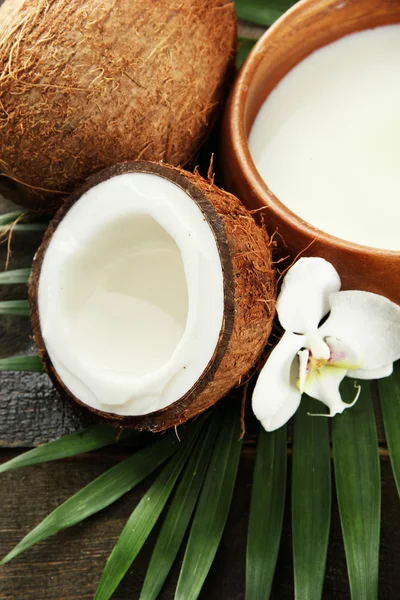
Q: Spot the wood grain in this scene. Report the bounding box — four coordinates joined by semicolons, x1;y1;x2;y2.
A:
0;451;399;599
0;372;91;448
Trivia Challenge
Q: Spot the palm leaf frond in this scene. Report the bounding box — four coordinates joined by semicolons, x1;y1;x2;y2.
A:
0;211;25;226
0;355;43;372
94;425;201;600
237;37;256;67
175;404;242;600
0;425;132;474
332;380;380;600
0;299;29;316
140;415;219;600
235;0;296;27
0;428;184;565
0;268;31;284
379;362;400;495
246;423;287;600
292;396;331;600
0;223;47;233
0;211;49;227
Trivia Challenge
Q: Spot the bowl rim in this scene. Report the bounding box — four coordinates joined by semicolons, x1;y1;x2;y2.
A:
231;0;400;258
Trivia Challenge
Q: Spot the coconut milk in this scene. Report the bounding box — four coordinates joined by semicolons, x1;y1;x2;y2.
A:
249;25;400;251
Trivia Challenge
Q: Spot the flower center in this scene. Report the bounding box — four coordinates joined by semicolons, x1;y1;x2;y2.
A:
309;354;329;373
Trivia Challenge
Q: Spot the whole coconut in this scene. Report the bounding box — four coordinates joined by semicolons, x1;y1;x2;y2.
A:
0;0;236;211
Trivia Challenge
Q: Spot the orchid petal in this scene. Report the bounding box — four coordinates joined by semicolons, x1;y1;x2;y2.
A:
277;257;341;334
320;291;400;370
347;363;393;380
252;331;305;431
303;365;358;416
306;332;330;360
326;336;362;370
297;349;309;393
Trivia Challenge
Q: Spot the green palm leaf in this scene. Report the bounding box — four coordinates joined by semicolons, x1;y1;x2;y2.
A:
0;211;49;226
140;416;219;600
0;429;183;565
332;380;380;600
0;211;25;226
379;362;400;495
0;425;130;474
94;427;200;600
235;0;296;27
237;37;256;68
246;424;287;600
0;355;43;372
292;396;331;600
175;404;242;600
0;268;31;284
0;223;47;233
0;299;29;316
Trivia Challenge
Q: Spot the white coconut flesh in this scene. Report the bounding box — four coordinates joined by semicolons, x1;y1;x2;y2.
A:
38;173;225;416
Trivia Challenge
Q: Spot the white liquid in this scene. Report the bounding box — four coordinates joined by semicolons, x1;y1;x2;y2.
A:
249;25;400;251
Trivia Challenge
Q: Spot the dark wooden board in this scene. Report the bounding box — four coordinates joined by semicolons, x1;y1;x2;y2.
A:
0;451;399;600
0;372;91;448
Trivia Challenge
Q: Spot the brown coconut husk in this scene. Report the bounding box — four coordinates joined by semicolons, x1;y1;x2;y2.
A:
0;0;236;211
28;161;276;432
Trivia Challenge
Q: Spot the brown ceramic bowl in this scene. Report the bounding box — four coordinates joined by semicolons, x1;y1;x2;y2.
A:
222;0;400;304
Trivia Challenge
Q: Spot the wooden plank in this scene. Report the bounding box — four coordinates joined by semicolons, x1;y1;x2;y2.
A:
0;452;399;599
0;372;91;448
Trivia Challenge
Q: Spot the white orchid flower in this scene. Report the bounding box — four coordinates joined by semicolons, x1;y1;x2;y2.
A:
252;257;400;432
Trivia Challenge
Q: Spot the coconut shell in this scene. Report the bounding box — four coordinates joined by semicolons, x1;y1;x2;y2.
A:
0;0;236;211
28;161;276;431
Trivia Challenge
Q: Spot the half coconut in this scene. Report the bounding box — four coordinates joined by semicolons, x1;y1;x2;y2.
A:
29;161;276;431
